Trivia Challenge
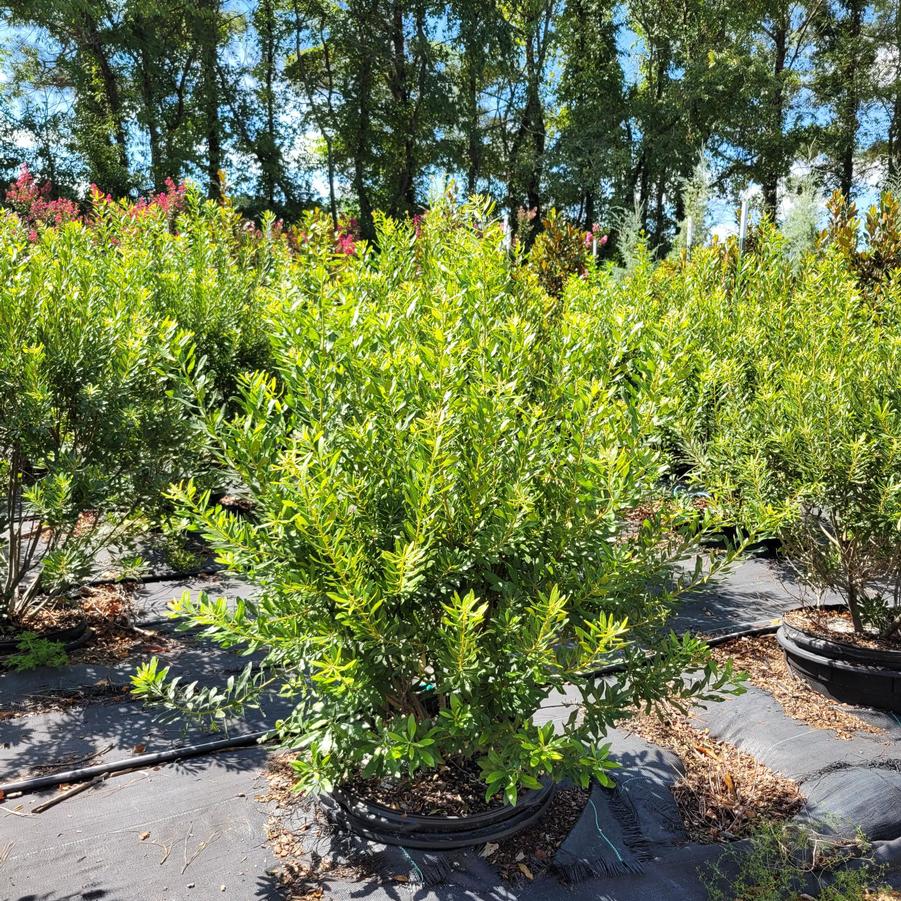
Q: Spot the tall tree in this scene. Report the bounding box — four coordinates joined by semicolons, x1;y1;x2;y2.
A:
813;0;877;197
191;0;224;199
553;0;629;227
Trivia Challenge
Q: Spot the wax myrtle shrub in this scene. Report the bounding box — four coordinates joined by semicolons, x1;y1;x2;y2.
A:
134;200;743;804
0;211;198;626
645;221;901;639
87;186;279;401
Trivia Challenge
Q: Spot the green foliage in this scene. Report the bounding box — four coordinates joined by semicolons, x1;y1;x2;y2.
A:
626;217;901;637
527;209;594;296
0;190;281;624
0;212;192;622
132;655;271;730
5;631;68;671
701;822;887;901
135;201;743;801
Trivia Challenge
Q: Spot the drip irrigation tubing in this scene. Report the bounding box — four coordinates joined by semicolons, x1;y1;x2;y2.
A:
0;730;269;798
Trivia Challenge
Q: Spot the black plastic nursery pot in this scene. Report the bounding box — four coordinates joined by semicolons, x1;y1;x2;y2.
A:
0;617;90;656
321;780;556;850
777;609;901;713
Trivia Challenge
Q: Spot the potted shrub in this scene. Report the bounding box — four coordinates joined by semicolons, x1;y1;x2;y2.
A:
134;202;743;844
0;210;195;655
669;224;901;711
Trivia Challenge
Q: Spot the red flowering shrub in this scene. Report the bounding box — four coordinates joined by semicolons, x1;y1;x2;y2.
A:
5;166;81;228
335;214;359;255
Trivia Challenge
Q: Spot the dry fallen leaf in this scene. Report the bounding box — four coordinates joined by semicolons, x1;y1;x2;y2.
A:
481;842;498;858
518;863;533;880
133;744;146;755
139;831;150;841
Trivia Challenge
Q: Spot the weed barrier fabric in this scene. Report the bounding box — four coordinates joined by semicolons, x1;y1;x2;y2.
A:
694;685;901;841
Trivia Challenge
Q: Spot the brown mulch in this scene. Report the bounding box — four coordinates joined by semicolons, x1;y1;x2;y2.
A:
345;757;501;816
0;681;133;720
785;607;901;652
627;707;805;843
260;756;378;900
261;754;590;891
712;634;882;740
14;584;172;665
487;785;589;883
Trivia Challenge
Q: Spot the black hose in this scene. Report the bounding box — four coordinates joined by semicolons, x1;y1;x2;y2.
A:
85;565;221;591
322;782;556;849
0;730;269;797
584;619;782;679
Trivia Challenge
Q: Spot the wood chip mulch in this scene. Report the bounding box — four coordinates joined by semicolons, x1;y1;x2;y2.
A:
260;756;375;901
627;707;805;843
785;607;901;652
486;785;589;883
712;634;883;740
15;584;172;665
345;756;500;816
260;754;590;891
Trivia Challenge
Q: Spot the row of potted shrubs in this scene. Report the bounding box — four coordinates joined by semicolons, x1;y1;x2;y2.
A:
3;185;900;804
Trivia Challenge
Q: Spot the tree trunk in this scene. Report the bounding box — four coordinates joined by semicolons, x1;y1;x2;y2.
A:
890;2;901;177
136;32;163;190
762;19;787;216
352;50;375;240
260;0;278;208
388;0;416;216
837;0;863;199
79;19;130;192
465;66;481;194
196;0;222;200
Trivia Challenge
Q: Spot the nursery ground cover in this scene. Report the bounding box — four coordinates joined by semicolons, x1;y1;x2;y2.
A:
3;559;900;900
3;194;901;901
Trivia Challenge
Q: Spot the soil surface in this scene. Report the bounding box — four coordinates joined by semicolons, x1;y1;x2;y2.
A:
488;784;589;882
785;607;901;652
712;634;882;740
6;584;173;665
262;754;590;891
627;706;804;843
344;757;503;816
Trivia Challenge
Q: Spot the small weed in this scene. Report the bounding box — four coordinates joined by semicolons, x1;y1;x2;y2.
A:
5;631;68;671
701;822;889;901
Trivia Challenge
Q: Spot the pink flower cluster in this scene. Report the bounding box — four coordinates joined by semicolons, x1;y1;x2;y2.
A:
5;166;81;231
128;178;188;218
583;223;609;249
335;215;359;255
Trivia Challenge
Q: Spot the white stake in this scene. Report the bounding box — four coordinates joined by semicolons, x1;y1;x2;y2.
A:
738;199;749;252
685;216;694;254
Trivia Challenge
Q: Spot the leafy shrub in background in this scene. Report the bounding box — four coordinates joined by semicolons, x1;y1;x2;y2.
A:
526;209;602;296
0;211;197;624
5;165;81;231
135;200;742;803
630;219;901;638
824;190;901;290
87;187;278;401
